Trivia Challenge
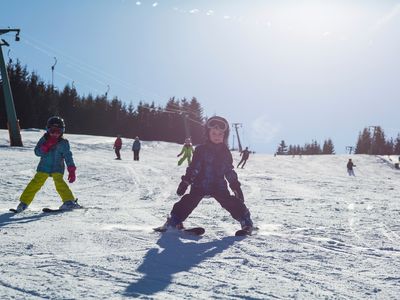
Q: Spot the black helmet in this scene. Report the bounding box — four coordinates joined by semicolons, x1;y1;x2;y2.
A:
205;116;230;144
46;116;65;133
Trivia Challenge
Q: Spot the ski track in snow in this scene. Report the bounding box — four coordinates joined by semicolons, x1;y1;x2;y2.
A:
1;130;400;299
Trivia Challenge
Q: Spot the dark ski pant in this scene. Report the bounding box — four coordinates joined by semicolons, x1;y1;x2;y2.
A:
133;150;140;161
170;191;250;223
237;158;247;168
115;148;121;159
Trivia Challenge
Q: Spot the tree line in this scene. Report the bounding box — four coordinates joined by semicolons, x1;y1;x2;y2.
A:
0;61;205;144
276;139;335;155
276;126;400;156
355;126;400;155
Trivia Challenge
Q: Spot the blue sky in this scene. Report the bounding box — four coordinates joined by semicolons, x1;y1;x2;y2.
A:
2;0;400;153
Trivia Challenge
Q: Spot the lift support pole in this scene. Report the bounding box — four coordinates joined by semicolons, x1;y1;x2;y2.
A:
232;123;242;152
0;28;23;146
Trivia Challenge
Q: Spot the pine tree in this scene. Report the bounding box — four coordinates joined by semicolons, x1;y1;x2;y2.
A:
322;139;335;154
276;140;288;155
355;128;372;154
371;126;386;155
385;138;394;155
394;134;400;155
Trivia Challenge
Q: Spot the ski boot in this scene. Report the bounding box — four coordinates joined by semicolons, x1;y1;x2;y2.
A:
237;212;254;236
154;214;184;232
16;202;28;213
165;214;184;230
59;199;81;211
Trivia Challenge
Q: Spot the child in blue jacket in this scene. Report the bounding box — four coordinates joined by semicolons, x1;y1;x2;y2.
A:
14;116;79;212
165;116;254;233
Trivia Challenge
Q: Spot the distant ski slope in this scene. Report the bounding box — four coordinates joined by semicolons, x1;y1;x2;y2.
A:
1;130;399;299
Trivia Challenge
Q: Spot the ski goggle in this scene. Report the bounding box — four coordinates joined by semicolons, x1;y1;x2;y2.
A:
206;117;229;132
47;127;63;134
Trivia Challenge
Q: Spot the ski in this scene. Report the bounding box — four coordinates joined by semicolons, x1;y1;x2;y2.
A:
42;206;83;213
153;226;205;236
42;199;82;213
42;208;64;213
9;208;18;213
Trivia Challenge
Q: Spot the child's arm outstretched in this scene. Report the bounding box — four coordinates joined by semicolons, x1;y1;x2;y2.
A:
224;152;244;201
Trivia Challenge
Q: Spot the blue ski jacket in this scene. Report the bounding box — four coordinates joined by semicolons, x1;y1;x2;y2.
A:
182;141;239;195
132;140;141;151
34;135;75;174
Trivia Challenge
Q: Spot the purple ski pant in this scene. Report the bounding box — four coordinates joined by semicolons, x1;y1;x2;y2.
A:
170;191;249;223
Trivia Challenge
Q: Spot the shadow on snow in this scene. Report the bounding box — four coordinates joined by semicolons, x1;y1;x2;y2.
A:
124;232;240;297
0;211;55;229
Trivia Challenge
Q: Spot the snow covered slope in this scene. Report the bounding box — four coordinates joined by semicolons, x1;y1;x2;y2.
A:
1;129;399;299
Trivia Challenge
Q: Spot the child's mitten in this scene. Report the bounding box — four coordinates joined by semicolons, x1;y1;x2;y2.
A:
40;137;58;153
67;166;76;183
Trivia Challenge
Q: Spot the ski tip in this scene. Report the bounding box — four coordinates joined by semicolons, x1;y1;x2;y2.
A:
42;208;62;213
185;227;205;236
9;208;18;213
153;226;205;236
153;226;167;233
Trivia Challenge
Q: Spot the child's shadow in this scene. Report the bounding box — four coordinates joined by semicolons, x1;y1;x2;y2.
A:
124;232;238;297
0;211;56;229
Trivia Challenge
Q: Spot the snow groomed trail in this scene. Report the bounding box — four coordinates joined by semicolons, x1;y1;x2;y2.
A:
0;130;399;299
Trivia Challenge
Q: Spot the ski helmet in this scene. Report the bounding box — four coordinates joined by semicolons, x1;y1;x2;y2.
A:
46;116;65;133
205;116;230;144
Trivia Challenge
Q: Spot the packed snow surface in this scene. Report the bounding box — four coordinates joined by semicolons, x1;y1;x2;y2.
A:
1;130;399;299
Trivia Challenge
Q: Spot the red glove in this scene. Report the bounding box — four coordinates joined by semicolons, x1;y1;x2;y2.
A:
41;137;58;153
67;166;76;183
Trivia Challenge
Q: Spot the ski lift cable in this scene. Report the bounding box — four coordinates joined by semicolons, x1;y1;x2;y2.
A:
55;70;101;94
7;43;102;94
6;40;105;93
22;36;134;88
165;104;201;116
23;39;138;96
23;40;143;99
19;37;206;113
55;68;104;92
22;34;163;99
137;105;204;126
15;35;204;121
164;106;204;123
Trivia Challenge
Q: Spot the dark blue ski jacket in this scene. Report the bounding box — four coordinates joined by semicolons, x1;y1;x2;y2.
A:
182;141;239;195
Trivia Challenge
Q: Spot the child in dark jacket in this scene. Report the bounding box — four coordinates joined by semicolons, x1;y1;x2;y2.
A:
13;116;78;212
165;116;254;233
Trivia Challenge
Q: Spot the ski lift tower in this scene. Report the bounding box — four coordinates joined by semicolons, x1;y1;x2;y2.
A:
0;28;23;146
346;146;354;154
232;123;243;152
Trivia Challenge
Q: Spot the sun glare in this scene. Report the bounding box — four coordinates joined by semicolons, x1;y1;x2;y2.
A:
247;1;367;40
